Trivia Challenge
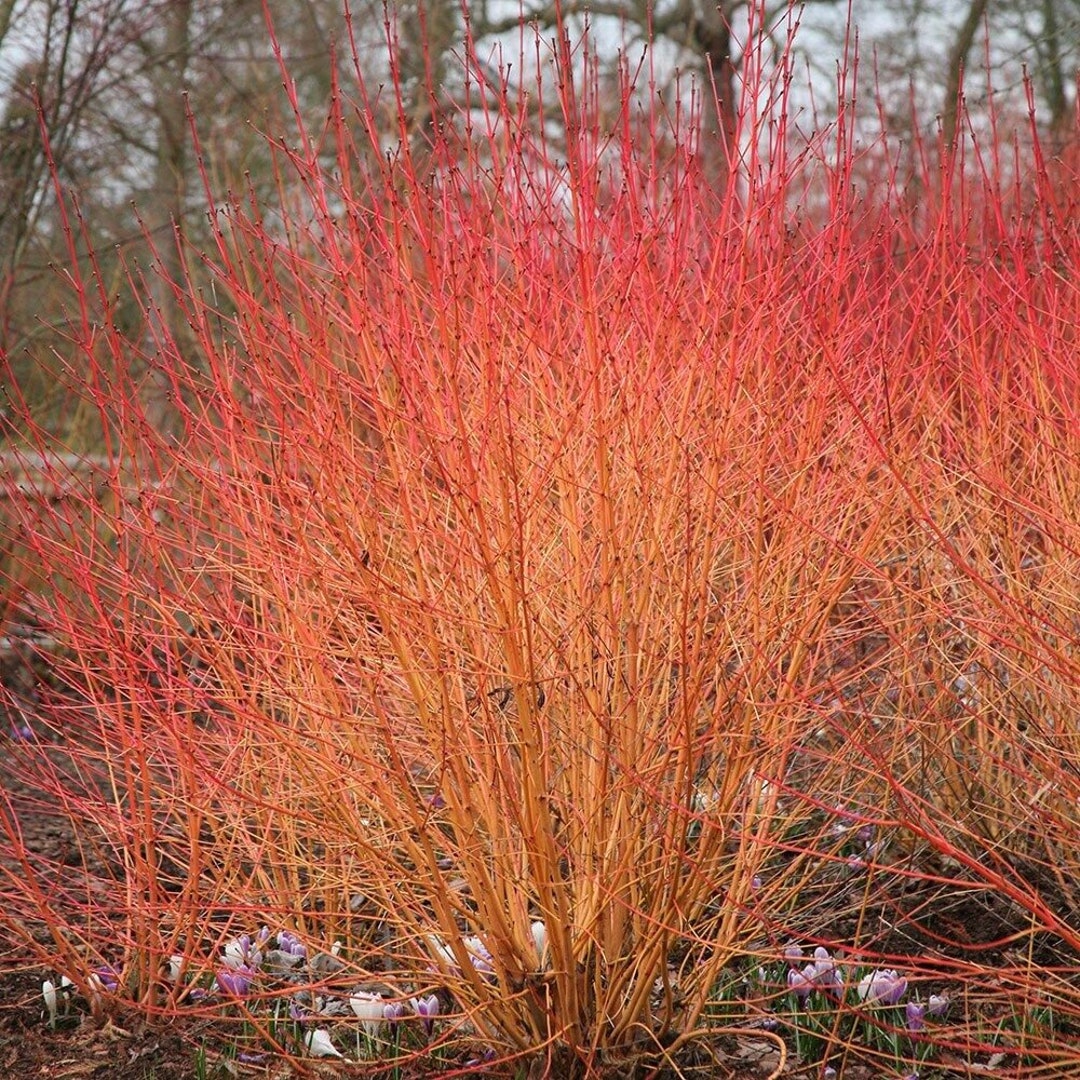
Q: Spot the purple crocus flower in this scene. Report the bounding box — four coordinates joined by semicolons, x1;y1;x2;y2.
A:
216;965;254;996
90;965;120;994
808;948;843;994
857;969;907;1006
277;930;307;958
788;947;843;1000
788;966;815;999
784;943;804;966
411;993;439;1036
927;993;950;1017
464;935;495;976
383;1001;406;1026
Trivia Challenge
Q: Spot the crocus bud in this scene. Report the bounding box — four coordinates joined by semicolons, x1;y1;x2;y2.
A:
42;980;58;1024
531;920;549;966
906;1002;926;1032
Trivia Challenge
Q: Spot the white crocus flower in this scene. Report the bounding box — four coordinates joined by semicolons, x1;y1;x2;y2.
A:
222;934;262;971
349;991;386;1038
426;933;459;972
531;920;549;966
463;934;495;975
305;1027;344;1057
692;785;720;814
222;940;245;968
42;980;58;1025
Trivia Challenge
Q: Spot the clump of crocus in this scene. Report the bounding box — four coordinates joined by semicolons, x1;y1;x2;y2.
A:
85;964;121;1014
787;946;843;999
906;992;950;1031
261;930;308;975
425;931;497;979
276;929;307;958
90;964;120;993
41;976;74;1028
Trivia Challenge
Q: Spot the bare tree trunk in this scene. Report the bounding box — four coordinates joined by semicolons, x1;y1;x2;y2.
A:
1039;0;1070;148
397;0;459;162
691;3;737;190
942;0;990;149
0;64;44;348
141;0;194;441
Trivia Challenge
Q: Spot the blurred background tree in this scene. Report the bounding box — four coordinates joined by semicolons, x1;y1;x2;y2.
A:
0;0;355;438
0;0;1076;441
